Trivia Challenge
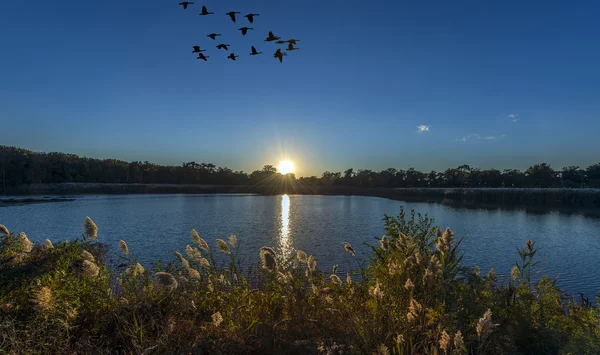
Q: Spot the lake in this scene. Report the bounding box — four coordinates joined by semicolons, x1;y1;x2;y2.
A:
1;194;599;298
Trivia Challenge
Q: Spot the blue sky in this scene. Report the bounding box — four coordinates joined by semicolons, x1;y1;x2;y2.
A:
1;0;599;176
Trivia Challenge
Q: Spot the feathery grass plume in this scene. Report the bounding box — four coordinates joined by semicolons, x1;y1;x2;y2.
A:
83;216;98;240
332;264;338;274
186;245;194;259
296;249;307;263
191;229;209;252
346;273;352;285
415;251;422;265
487;268;496;281
380;235;390;251
228;234;237;248
343;241;355;256
211;311;223;326
32;286;53;312
307;255;317;272
0;224;9;236
207;280;214;292
476;309;495;339
18;232;34;252
474;265;481;276
408;297;422;320
424;255;442;285
436;227;454;254
439;329;451;353
216;239;231;254
277;271;288;283
454;331;465;351
188;267;200;279
260;247;277;272
511;265;521;281
154;272;178;292
404;255;416;269
82;260;100;277
311;284;319;295
42;239;54;250
81;250;95;262
369;282;384;299
126;263;145;277
199;257;211;269
330;274;342;285
375;344;390;355
398;232;408;246
404;278;415;291
175;251;190;269
119;240;129;255
388;260;403;276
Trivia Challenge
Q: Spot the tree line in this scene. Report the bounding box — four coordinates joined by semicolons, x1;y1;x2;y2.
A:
2;145;600;192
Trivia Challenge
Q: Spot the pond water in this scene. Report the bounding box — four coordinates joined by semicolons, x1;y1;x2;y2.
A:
2;194;599;298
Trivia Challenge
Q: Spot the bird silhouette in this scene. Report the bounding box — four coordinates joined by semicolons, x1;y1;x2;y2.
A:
286;43;300;51
286;39;300;45
273;48;287;63
226;11;241;23
244;13;260;23
250;46;262;55
216;44;231;51
227;53;240;61
199;5;213;15
275;40;287;44
265;31;280;42
179;2;194;10
192;46;206;53
197;53;209;61
207;33;221;40
238;27;254;36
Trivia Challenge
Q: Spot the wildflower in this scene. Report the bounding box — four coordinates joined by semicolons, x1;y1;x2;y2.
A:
216;239;231;254
346;273;352;285
18;233;33;252
32;286;53;312
83;216;98;240
260;247;277;272
404;278;414;291
487;268;496;281
474;265;481;276
439;329;451;353
228;234;237;248
154;272;178;292
454;331;464;351
369;282;384;299
332;264;338;274
42;239;54;250
343;241;355;256
119;240;129;254
81;250;95;262
476;309;495;339
511;265;520;281
375;344;389;355
188;267;200;279
307;255;317;272
380;235;390;251
330;274;342;285
296;249;307;263
191;229;209;252
199;257;211;269
82;260;100;277
436;227;454;254
211;311;223;326
0;224;10;236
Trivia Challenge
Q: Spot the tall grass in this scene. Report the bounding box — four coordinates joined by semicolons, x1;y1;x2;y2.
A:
1;210;599;354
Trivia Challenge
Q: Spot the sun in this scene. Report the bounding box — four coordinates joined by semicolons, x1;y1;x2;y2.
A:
277;160;295;175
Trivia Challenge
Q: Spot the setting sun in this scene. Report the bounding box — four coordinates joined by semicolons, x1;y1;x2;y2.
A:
277;160;295;175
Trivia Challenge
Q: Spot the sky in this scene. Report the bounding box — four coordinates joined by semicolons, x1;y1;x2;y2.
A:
1;0;599;177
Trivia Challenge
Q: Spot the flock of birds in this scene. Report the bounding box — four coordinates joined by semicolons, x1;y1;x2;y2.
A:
178;2;300;63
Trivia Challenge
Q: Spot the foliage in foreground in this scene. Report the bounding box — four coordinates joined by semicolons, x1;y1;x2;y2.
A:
1;209;599;354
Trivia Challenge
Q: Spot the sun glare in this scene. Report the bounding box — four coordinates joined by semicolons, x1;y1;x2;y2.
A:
278;160;295;175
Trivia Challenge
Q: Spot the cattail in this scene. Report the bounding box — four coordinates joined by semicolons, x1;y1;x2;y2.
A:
42;239;54;250
330;274;342;285
228;234;237;248
307;255;317;272
119;240;129;255
18;233;33;252
436;227;454;254
82;260;100;277
260;247;277;272
191;229;209;252
439;329;451;353
154;272;178;292
332;264;338;274
404;278;414;291
375;344;390;355
0;224;9;236
83;217;98;240
343;242;355;256
346;273;352;285
199;257;211;269
511;265;520;281
474;265;481;276
369;282;384;299
32;286;53;312
476;309;495;339
188;267;200;279
211;311;223;326
487;268;496;281
81;250;95;262
380;235;390;251
216;239;231;254
296;249;307;263
454;331;464;351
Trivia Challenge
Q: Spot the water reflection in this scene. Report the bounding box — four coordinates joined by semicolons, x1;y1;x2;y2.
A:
279;194;292;258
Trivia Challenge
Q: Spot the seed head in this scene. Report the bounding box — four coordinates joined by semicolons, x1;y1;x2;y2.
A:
260;247;277;272
228;234;237;248
199;257;211;269
436;227;454;254
175;251;190;269
439;329;451;353
154;272;178;292
474;265;481;276
380;235;390;251
375;344;390;355
346;273;352;285
343;242;355;256
330;274;342;285
18;233;33;252
188;267;200;279
186;245;194;259
476;309;495;339
216;239;231;254
369;282;384;299
126;263;145;277
296;249;307;263
408;298;422;317
119;240;129;254
82;260;100;277
511;265;520;281
42;239;54;250
83;217;98;240
191;229;209;252
81;250;95;262
307;255;317;272
332;264;338;274
0;224;9;236
32;286;53;312
211;311;223;326
487;268;496;281
404;278;414;291
454;331;464;350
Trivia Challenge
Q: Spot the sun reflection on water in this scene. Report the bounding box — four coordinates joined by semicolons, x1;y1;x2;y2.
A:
279;194;292;259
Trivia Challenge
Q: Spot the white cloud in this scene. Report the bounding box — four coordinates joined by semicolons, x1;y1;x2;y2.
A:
457;133;506;142
508;113;520;122
417;125;430;132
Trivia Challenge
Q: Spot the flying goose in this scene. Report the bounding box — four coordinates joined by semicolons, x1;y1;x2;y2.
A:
250;46;262;55
197;53;209;61
216;44;231;51
275;40;287;44
192;46;206;53
226;11;241;23
238;27;254;36
227;53;240;61
207;33;221;40
199;5;213;15
265;31;280;42
244;13;260;23
273;48;287;63
286;39;300;45
286;43;299;51
178;2;194;10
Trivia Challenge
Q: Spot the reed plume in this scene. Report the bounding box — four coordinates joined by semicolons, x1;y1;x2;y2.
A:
191;229;209;252
228;234;237;248
82;260;100;277
332;264;338;274
404;278;414;291
260;247;277;272
175;251;190;269
330;274;342;285
296;249;307;263
439;329;451;353
186;245;194;259
375;344;390;355
346;273;352;285
380;235;390;251
154;272;178;292
126;263;145;277
199;257;211;269
42;239;54;250
436;227;454;254
0;224;9;236
487;268;496;281
454;331;464;351
511;265;520;281
476;309;495;339
216;239;231;254
369;282;384;299
343;242;355;256
32;286;53;312
307;255;317;272
18;232;33;252
211;312;223;326
188;267;200;279
119;240;129;254
81;250;95;262
83;217;98;240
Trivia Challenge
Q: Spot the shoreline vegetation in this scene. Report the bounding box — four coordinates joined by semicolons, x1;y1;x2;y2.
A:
1;210;599;354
